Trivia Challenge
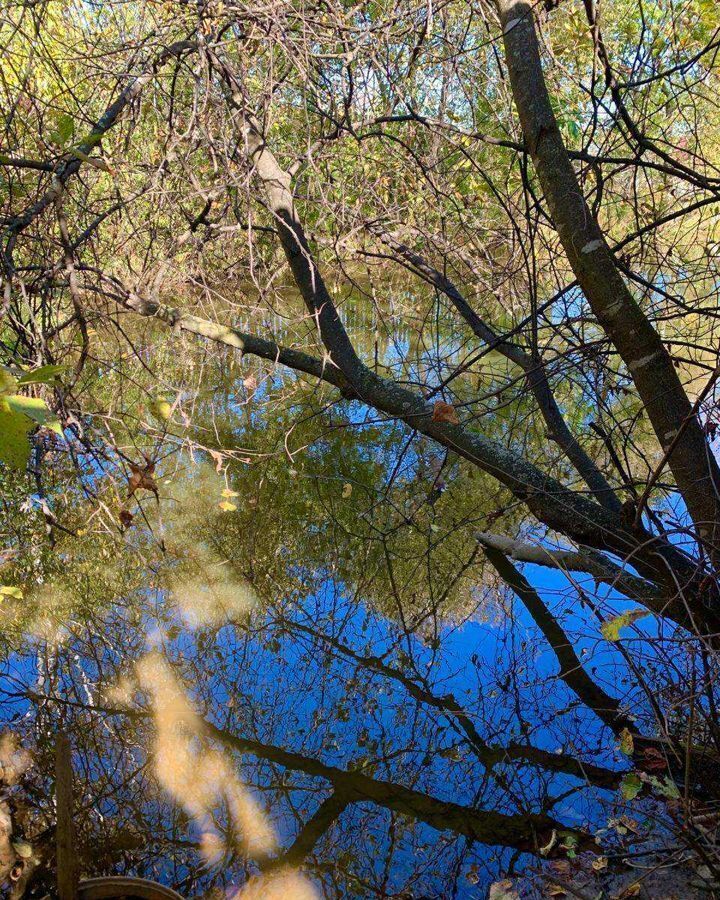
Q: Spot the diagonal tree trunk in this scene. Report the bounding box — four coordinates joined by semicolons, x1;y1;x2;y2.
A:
204;50;709;620
204;721;596;855
494;0;720;551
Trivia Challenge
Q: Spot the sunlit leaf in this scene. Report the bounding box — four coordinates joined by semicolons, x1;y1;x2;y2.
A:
5;395;63;434
0;400;34;469
149;396;173;421
16;364;66;386
601;609;649;642
0;367;18;394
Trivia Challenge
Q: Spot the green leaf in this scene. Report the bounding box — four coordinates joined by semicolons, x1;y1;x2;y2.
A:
16;364;66;386
558;830;579;859
648;775;681;799
6;395;62;434
49;112;75;147
0;367;18;394
0;392;62;469
620;772;643;801
601;609;650;642
0;400;34;469
0;585;23;600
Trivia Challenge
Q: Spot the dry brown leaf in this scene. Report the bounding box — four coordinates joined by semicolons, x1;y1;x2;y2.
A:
128;461;157;496
209;450;224;474
432;400;460;426
119;508;134;528
641;746;667;771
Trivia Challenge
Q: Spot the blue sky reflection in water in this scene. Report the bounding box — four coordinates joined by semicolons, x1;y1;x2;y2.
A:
0;536;664;898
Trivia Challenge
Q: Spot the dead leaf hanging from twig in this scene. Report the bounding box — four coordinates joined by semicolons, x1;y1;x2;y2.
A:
127;461;158;497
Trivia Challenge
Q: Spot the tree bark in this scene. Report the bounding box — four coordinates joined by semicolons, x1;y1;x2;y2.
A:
494;0;720;551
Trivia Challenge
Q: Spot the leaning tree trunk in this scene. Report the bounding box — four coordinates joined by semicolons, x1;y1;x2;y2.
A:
494;0;720;554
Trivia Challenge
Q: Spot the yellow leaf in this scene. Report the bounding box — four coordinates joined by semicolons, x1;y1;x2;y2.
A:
0;585;23;599
221;488;240;498
342;483;352;498
149;396;173;421
218;501;237;512
619;727;634;755
601;609;649;642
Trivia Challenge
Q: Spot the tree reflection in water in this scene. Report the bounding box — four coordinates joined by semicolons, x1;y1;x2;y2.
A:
1;498;711;897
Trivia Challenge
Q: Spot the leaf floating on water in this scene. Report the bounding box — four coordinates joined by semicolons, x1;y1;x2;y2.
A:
218;501;237;512
221;488;240;498
620;772;643;800
488;880;520;900
601;609;649;642
647;774;681;799
342;483;352;498
619;727;634;755
431;400;460;426
11;841;32;859
0;585;23;600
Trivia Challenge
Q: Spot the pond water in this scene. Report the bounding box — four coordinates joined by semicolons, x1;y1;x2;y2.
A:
0;287;687;898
